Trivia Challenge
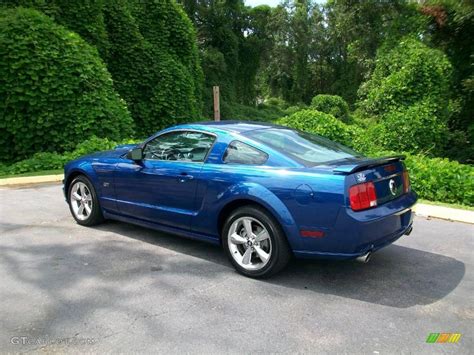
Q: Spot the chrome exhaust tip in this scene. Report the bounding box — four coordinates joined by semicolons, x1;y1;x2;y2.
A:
356;251;372;263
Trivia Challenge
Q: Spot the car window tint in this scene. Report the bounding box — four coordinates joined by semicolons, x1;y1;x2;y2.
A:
223;141;268;165
143;131;215;162
245;128;363;167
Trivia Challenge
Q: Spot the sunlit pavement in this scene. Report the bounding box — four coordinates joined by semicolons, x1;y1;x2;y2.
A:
1;184;472;353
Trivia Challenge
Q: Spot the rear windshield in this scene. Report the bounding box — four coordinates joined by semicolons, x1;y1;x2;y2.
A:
245;128;364;167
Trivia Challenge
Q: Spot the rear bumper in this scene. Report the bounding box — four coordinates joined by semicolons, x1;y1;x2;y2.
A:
292;191;417;260
293;220;413;259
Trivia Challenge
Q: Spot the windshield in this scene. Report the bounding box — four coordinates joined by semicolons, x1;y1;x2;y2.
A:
245;128;364;167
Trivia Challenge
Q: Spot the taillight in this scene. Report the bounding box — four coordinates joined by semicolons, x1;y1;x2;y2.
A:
402;170;410;193
349;182;377;211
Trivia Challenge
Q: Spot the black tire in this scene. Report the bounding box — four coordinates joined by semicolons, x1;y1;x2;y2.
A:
68;175;104;226
222;206;292;278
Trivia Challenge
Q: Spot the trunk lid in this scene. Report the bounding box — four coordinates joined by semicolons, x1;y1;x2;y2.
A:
331;156;408;207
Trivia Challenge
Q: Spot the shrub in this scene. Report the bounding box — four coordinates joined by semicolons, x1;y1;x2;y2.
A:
3;0;110;56
3;1;204;139
265;97;288;109
221;102;285;122
115;0;203;136
363;101;449;154
0;152;69;175
0;7;133;163
283;106;303;116
358;37;453;118
405;154;474;206
310;95;350;123
0;136;140;176
277;109;358;146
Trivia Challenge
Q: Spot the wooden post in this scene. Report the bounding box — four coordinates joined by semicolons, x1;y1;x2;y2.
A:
213;86;220;121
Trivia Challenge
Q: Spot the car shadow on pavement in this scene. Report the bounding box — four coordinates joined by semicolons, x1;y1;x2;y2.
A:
95;220;465;309
0;218;467;349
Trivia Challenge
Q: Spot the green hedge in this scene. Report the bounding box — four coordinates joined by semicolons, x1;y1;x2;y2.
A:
310;95;350;123
0;7;133;163
103;0;203;137
221;101;286;122
276;109;359;147
405;154;473;206
358;37;453;119
0;136;138;176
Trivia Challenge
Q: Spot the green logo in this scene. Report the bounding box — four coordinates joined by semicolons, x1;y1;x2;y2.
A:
426;333;461;343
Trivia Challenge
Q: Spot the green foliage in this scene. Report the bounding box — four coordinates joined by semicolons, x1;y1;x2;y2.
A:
310;94;350;123
1;152;69;175
2;0;204;139
358;37;453;119
323;0;426;104
283;105;307;116
405;154;474;206
2;0;110;56
361;101;450;154
0;7;133;163
221;102;285;122
0;136;139;175
356;37;456;156
265;97;289;109
276;109;358;147
180;0;243;112
106;0;203;137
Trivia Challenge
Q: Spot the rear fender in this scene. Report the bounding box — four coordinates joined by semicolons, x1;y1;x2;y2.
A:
215;182;302;250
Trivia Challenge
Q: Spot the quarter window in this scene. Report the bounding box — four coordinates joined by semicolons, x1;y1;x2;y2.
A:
143;131;215;162
223;141;268;165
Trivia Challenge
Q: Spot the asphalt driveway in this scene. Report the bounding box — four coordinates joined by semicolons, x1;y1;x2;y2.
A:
0;184;472;353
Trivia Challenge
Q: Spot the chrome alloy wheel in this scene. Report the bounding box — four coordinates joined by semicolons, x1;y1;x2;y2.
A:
228;217;272;271
70;181;93;221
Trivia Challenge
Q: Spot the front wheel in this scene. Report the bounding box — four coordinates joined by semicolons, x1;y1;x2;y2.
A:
222;206;291;278
68;175;104;226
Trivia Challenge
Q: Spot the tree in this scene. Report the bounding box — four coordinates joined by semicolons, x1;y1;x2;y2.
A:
0;7;133;162
358;37;453;119
103;0;203;136
1;0;110;56
322;0;425;104
421;0;474;162
2;0;204;137
357;37;453;155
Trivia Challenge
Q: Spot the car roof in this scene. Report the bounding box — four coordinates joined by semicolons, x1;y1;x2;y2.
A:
173;120;283;134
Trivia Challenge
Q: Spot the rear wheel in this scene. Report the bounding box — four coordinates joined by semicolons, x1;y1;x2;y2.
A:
222;206;291;278
68;175;104;226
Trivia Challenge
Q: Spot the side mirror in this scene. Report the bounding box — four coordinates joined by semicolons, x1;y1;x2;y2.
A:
126;147;143;161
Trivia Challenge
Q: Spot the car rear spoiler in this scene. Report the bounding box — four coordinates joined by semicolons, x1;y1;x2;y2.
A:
332;155;406;174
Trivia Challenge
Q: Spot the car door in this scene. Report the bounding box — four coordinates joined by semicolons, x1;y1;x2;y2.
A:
114;130;216;230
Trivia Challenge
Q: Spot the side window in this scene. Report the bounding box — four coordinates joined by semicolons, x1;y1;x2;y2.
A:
223;141;268;165
143;131;215;162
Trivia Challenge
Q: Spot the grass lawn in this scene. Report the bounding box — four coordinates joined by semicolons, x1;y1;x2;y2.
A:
0;169;63;179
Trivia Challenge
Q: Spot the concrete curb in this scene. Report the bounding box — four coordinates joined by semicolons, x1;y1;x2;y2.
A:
0;174;63;186
0;174;472;224
413;203;474;224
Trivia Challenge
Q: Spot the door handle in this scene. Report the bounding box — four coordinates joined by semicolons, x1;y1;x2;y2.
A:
177;172;194;182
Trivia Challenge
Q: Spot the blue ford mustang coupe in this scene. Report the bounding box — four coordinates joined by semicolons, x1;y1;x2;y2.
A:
64;121;417;277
